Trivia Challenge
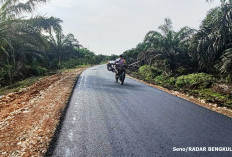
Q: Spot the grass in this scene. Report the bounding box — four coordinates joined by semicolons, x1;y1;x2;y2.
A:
0;64;91;96
191;89;232;108
60;64;91;73
0;76;42;96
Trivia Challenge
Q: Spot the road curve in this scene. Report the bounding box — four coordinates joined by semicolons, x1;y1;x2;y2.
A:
47;65;232;157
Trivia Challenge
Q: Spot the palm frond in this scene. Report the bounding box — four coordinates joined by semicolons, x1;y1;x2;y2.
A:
158;18;173;35
217;48;232;73
0;0;48;18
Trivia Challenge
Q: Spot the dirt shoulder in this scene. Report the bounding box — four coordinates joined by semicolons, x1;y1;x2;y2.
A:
127;75;232;119
0;68;86;156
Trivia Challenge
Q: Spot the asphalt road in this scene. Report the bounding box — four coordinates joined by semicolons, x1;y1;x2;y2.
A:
48;65;232;157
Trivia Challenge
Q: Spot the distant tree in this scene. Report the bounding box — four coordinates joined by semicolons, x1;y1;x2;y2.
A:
206;0;231;5
46;32;81;69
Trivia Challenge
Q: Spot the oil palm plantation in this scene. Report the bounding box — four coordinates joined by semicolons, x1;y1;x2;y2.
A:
140;18;195;73
192;2;232;74
46;32;81;69
0;0;62;85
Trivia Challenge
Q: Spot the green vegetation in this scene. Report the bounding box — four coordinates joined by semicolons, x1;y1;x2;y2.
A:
154;75;176;88
0;0;113;89
1;0;232;108
175;73;214;89
125;1;232;108
134;70;232;108
0;76;42;95
192;89;232;108
139;65;162;80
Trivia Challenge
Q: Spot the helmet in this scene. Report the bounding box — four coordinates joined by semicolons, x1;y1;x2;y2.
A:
119;54;123;58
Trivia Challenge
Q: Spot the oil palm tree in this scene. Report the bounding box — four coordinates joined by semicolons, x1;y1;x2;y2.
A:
206;0;231;4
0;0;62;84
141;18;195;72
192;3;232;74
46;32;81;69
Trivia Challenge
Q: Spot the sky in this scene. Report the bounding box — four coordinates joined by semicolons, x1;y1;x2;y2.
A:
35;0;221;55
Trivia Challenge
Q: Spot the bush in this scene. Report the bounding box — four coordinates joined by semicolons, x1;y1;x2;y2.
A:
154;75;165;85
154;75;176;88
61;58;80;69
61;58;88;69
139;65;162;80
0;66;8;78
225;74;232;83
0;66;9;86
168;77;176;86
30;65;47;75
193;89;232;108
176;66;187;75
175;73;214;89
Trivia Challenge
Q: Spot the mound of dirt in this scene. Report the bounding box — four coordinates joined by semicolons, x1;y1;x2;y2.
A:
0;68;86;156
212;83;232;95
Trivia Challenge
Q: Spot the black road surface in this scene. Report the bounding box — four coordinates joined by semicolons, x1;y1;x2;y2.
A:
48;65;232;157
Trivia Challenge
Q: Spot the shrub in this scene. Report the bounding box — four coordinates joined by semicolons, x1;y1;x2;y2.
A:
61;58;87;69
225;74;232;83
168;77;176;86
154;75;165;84
30;65;47;75
0;66;8;78
139;65;162;80
175;73;214;89
176;66;187;75
154;75;176;88
0;66;9;86
193;89;232;108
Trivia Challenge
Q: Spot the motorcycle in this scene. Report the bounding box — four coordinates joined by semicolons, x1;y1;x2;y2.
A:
107;62;126;85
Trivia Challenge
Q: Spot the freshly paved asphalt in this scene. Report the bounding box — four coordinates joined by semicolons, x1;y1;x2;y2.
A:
48;65;232;157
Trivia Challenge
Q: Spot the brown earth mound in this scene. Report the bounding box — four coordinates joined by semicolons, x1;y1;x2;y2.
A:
0;68;86;156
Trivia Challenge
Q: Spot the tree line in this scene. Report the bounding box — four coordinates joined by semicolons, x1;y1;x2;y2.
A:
0;0;114;87
123;0;232;82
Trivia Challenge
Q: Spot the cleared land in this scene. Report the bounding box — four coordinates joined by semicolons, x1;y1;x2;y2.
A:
0;68;86;156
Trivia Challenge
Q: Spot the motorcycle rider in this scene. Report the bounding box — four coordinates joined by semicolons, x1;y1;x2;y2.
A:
115;55;126;67
114;55;126;82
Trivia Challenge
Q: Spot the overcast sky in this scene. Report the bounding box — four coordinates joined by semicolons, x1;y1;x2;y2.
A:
36;0;220;55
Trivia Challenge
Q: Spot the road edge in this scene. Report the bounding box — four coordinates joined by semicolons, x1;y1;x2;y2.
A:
44;69;85;156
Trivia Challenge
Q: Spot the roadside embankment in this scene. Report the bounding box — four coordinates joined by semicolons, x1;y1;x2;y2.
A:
0;68;86;156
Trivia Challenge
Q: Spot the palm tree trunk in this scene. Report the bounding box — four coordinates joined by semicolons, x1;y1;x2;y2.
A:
1;47;12;85
6;56;12;85
58;56;61;70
